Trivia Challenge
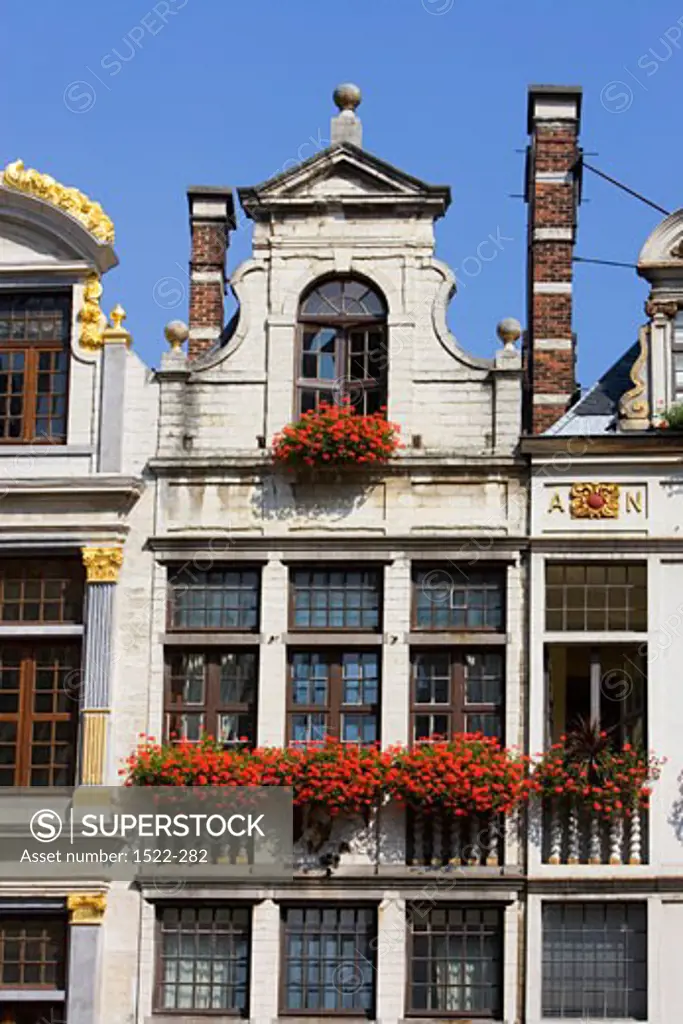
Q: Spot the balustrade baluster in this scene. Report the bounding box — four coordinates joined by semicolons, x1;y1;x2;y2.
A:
588;815;601;864
629;804;642;865
609;814;623;865
548;801;562;864
567;803;580;865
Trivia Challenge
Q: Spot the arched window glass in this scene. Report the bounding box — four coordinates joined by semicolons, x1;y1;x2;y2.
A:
297;277;388;415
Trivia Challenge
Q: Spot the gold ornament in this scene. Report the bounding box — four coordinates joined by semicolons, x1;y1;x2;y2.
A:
1;159;114;244
67;892;107;925
78;272;106;351
81;546;124;583
102;304;132;348
570;483;620;519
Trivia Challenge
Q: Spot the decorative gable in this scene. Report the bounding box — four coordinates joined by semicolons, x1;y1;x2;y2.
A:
238;143;450;221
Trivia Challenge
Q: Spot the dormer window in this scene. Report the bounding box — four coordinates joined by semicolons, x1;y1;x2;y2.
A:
296;277;387;415
0;292;70;444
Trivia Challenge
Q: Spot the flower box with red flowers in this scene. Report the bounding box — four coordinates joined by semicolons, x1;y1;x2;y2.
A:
532;731;663;819
272;400;402;474
385;733;534;817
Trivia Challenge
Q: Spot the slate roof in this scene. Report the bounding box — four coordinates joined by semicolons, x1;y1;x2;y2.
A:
547;341;639;435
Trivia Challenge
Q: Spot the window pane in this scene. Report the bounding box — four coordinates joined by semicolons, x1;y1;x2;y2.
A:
408;905;502;1015
411;650;503;742
545;563;647;632
166;651;257;746
414;567;505;630
0;916;66;988
283;906;375;1013
542;902;647;1019
0;560;83;624
289;651;380;745
158;905;250;1013
0;292;70;444
292;569;380;629
169;568;260;630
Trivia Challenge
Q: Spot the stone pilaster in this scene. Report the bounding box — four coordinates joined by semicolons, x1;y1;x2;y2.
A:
66;892;107;1024
258;557;288;745
80;547;123;785
381;556;410;747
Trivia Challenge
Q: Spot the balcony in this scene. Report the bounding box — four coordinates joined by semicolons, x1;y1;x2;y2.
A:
542;800;647;866
408;811;505;867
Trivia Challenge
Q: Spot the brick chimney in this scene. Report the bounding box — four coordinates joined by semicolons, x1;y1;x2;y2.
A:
187;186;236;360
524;85;583;433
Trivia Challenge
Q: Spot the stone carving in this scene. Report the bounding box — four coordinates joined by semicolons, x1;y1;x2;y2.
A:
78;272;107;351
671;239;683;259
570;483;620;519
1;159;115;243
645;298;678;320
67;892;107;925
619;324;650;430
81;546;124;583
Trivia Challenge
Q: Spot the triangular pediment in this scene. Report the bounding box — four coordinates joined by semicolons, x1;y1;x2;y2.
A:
238;143;450;219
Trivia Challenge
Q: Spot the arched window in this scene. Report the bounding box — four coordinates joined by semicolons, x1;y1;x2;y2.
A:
296;277;388;415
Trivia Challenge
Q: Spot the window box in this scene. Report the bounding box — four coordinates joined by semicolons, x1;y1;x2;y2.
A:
272;402;401;474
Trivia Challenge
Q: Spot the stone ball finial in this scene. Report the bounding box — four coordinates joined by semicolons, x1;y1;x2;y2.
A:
496;317;522;346
333;83;362;113
164;319;189;352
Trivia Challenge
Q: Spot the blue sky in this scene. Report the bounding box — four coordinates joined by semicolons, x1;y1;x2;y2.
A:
3;0;683;389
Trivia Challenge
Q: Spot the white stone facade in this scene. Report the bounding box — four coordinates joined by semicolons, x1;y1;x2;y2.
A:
6;85;683;1024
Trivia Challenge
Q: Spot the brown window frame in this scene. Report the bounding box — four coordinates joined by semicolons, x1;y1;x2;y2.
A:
545;561;647;632
154;903;251;1016
0;558;83;625
406;904;504;1019
164;649;258;748
280;904;377;1017
295;276;388;417
412;566;506;633
288;567;382;632
166;566;261;633
0;914;67;991
0;290;71;445
287;649;380;745
0;642;80;787
410;649;504;742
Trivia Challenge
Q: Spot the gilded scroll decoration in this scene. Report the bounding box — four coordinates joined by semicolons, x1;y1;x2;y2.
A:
78;272;107;351
1;159;115;244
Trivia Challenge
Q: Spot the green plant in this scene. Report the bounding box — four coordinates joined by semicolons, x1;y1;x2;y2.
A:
658;404;683;430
